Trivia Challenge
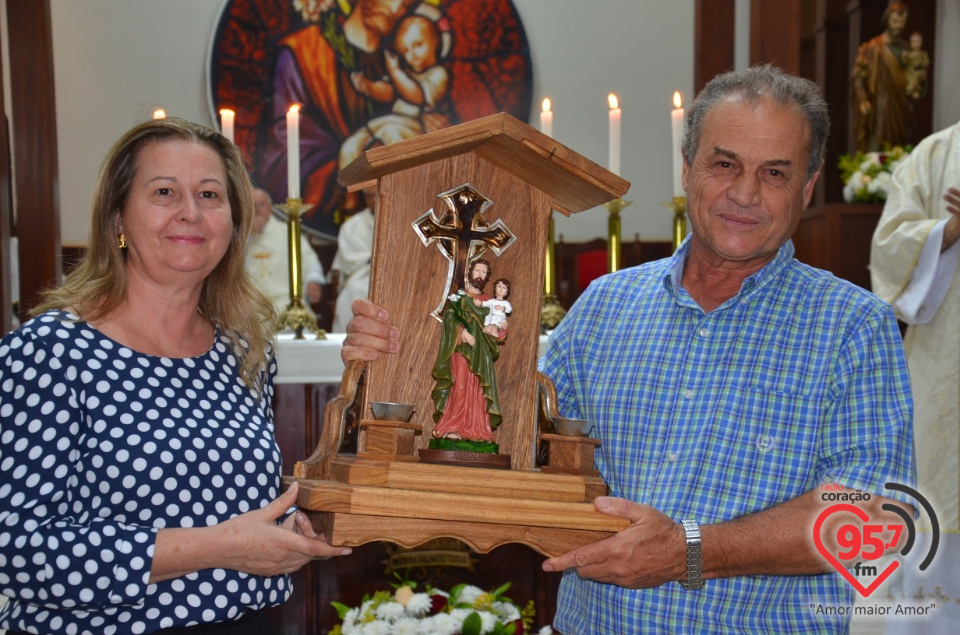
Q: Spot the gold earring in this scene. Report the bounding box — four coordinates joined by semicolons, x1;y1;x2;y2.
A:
117;232;127;249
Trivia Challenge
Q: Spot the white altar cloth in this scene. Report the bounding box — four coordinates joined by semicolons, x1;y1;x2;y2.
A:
274;333;550;384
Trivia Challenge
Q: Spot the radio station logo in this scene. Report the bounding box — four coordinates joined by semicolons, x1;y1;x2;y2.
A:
813;482;939;597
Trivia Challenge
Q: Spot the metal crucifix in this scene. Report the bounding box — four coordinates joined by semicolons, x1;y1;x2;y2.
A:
412;183;517;320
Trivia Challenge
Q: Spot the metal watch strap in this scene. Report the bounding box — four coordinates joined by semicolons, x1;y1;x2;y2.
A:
680;519;703;590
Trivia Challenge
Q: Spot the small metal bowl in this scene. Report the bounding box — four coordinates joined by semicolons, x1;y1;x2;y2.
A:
552;416;594;437
370;402;416;422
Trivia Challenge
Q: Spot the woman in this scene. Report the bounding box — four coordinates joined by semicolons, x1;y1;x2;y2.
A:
0;118;350;635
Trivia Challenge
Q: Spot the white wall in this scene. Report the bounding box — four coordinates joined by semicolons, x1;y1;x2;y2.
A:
46;0;960;247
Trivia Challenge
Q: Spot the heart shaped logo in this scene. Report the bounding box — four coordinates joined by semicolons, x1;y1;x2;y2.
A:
813;503;899;597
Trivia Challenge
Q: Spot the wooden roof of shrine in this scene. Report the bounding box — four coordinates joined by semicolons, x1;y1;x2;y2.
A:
338;112;630;216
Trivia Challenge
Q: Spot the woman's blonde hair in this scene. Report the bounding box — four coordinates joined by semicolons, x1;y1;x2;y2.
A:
34;117;276;393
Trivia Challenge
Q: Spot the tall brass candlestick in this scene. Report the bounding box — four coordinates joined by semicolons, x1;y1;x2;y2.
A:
603;197;633;273
670;196;687;252
540;213;566;332
275;198;325;339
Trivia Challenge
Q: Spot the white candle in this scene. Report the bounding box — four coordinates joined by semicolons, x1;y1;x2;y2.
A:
671;92;685;197
219;108;235;143
286;105;301;200
153;108;166;120
608;93;621;175
540;98;553;137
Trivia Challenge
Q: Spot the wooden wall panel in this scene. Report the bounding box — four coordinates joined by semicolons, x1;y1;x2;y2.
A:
694;0;735;95
750;0;802;73
0;14;12;334
6;0;61;319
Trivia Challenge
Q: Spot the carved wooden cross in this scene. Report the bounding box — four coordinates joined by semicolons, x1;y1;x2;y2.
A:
412;183;516;319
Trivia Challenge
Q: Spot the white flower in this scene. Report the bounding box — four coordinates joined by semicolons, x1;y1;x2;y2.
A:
874;171;893;189
457;584;484;605
424;612;460;635
448;607;476;623
334;582;548;634
405;592;432;617
478;610;499;633
374;601;405;622
341;607;359;627
493;600;520;622
539;627;555;635
360;622;391;635
843;176;859;203
393;617;422;635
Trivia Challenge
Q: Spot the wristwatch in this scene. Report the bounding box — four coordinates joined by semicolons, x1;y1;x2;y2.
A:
680;519;703;590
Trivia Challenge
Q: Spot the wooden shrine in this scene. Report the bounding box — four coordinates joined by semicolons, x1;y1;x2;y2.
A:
289;113;630;557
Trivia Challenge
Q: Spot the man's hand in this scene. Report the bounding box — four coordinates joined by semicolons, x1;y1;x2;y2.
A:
542;497;686;589
306;281;322;305
341;298;399;363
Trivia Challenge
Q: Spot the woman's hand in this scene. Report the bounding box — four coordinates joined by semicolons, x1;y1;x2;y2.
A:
217;482;351;576
149;482;351;583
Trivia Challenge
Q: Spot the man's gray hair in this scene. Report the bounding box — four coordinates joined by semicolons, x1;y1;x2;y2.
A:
681;64;829;180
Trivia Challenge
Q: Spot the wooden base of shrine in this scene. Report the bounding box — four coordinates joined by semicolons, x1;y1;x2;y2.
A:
289;456;629;557
417;448;512;469
538;433;601;477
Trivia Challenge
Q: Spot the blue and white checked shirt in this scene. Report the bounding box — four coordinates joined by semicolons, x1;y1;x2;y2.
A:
541;239;915;634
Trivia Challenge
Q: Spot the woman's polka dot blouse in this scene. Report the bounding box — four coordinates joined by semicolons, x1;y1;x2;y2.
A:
0;310;290;634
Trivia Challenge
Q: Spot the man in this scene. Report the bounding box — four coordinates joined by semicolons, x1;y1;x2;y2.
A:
871;121;960;632
246;188;324;318
343;66;915;633
431;259;502;446
851;2;914;152
331;187;376;332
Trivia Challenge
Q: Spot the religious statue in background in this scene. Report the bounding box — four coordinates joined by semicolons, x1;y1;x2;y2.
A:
851;2;926;152
852;2;929;152
904;31;930;100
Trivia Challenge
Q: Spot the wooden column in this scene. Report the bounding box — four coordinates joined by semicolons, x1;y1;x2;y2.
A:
750;0;802;74
6;0;61;319
694;0;735;94
813;0;852;205
0;22;12;334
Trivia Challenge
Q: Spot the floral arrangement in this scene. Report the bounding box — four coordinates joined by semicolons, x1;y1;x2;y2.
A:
331;576;553;635
839;145;911;203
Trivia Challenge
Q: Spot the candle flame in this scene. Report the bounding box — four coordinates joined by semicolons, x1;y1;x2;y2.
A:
153;108;166;120
219;108;235;117
608;93;619;110
542;98;551;113
288;104;301;114
673;91;682;109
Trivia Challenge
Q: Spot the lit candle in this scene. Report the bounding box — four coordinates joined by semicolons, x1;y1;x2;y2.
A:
671;91;685;197
608;93;621;175
286;105;301;200
153;108;166;120
540;98;553;137
219;108;235;143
